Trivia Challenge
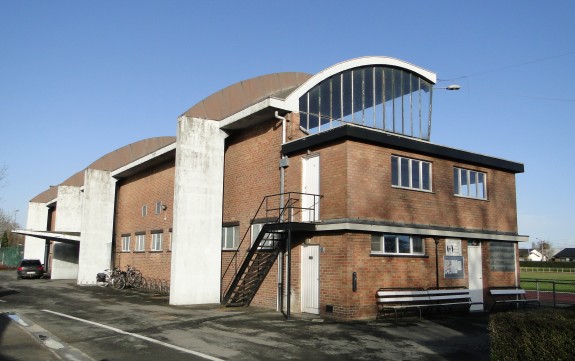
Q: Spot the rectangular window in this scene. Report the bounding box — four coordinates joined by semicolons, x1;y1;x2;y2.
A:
371;234;425;256
454;167;487;199
391;155;432;191
155;201;162;215
135;234;145;251
151;232;163;251
221;225;240;250
141;205;147;217
121;235;130;252
252;223;279;249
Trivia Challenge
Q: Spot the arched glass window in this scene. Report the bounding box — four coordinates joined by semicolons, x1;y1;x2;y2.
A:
299;66;433;140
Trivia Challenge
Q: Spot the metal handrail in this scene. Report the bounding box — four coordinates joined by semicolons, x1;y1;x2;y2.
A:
221;192;322;302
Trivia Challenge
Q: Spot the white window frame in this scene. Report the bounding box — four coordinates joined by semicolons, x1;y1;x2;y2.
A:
151;232;163;251
251;222;278;249
121;235;131;252
155;201;162;215
141;205;147;217
371;234;425;256
135;234;145;252
454;167;487;200
391;155;432;192
221;225;240;250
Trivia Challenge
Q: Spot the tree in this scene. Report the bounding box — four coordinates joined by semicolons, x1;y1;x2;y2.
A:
531;239;552;260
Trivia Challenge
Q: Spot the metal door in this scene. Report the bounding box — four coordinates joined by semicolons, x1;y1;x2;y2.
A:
301;244;320;314
467;241;484;311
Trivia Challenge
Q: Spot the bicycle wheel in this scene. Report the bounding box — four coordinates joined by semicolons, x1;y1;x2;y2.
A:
112;275;126;290
132;273;143;288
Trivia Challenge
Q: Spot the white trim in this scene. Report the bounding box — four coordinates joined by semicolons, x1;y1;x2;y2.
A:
284;56;437;111
112;142;176;177
315;222;528;242
218;97;290;129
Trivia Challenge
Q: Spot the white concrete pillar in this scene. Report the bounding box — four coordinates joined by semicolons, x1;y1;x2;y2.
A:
51;186;83;279
77;169;116;285
23;202;49;260
170;117;226;305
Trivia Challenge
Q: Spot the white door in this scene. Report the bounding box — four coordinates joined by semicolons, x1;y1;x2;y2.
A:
302;154;320;222
467;241;484;311
301;245;320;314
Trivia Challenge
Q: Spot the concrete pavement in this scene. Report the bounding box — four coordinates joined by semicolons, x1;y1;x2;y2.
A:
0;271;490;360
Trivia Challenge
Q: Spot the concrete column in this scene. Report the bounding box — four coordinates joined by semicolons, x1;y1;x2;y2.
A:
23;202;49;260
77;169;116;285
51;186;83;279
170;117;226;305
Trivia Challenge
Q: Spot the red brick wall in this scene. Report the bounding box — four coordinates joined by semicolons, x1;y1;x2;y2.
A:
113;159;175;281
221;118;284;308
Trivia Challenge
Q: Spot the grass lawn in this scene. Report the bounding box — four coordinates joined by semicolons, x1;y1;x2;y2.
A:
520;271;575;292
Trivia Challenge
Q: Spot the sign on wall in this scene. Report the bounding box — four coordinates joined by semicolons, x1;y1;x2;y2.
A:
446;239;462;256
444;256;465;279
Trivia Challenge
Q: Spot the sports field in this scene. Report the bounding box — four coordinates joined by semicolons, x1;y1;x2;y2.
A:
520;271;575;293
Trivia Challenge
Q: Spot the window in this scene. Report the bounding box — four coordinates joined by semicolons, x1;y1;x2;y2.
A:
151;232;163;251
135;234;145;252
221;225;240;250
391;156;432;191
252;223;279;249
155;201;162;215
121;235;131;252
298;65;433;140
371;234;425;255
141;205;147;217
454;167;487;199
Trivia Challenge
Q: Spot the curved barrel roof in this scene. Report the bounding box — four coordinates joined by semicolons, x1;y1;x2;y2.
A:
31;136;176;203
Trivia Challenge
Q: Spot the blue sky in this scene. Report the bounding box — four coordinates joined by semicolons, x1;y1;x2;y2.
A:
1;1;574;250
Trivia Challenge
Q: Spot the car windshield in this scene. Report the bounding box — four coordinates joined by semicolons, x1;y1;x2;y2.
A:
21;260;41;266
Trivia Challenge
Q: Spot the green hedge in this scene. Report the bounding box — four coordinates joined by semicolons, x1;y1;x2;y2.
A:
489;309;575;361
520;261;575;268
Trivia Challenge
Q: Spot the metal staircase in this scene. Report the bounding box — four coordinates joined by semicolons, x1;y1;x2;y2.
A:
221;192;320;308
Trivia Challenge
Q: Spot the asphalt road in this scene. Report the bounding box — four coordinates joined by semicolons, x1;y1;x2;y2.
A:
0;270;490;360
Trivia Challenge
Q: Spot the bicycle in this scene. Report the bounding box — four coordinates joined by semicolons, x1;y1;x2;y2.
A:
96;267;126;290
125;265;143;288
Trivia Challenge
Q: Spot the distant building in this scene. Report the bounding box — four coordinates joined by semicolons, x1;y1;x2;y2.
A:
16;56;528;320
552;248;575;262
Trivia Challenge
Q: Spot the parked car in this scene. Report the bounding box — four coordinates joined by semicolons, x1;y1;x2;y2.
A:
16;259;44;279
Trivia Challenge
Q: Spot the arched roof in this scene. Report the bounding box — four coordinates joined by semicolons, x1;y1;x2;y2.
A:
30;136;176;203
182;72;312;121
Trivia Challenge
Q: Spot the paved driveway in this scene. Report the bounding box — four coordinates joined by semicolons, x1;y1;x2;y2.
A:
0;271;489;360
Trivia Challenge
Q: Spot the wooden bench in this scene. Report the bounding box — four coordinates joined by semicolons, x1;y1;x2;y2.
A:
489;287;540;311
376;288;479;320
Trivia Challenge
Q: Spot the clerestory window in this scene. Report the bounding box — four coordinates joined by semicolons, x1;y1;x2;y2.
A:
299;66;433;140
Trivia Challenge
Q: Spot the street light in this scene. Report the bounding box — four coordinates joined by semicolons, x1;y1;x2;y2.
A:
434;84;461;91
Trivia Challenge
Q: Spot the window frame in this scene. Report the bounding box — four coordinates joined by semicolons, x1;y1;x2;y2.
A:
221;225;240;250
141;205;147;217
371;234;425;256
135;234;145;252
391;155;432;192
251;222;279;249
454;167;487;200
121;235;131;252
151;232;163;251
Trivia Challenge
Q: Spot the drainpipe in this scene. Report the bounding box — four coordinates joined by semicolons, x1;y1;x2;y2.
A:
274;111;288;316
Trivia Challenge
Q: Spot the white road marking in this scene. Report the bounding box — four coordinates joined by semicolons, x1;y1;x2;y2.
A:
42;309;223;361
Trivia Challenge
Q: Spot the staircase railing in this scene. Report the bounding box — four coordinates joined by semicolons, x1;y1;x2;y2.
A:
220;192;321;303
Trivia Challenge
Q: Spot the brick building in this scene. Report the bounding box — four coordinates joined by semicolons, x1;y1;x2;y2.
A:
18;56;527;320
